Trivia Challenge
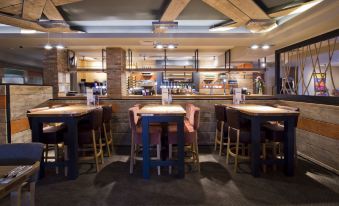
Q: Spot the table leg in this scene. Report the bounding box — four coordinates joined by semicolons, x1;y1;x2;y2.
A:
250;117;261;177
284;117;296;176
30;118;44;178
65;118;79;180
177;117;185;178
142;117;150;179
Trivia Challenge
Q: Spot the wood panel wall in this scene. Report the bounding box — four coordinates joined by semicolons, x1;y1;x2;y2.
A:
279;100;339;173
0;85;7;144
9;85;53;143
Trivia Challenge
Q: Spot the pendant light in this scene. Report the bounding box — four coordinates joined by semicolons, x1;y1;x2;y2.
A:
44;32;52;50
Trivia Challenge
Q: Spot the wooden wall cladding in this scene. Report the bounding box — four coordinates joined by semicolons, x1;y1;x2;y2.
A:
10;118;30;135
298;117;339;140
8;85;52;143
0;95;5;109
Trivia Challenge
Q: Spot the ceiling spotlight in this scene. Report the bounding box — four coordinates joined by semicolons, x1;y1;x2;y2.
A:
251;45;259;50
20;29;37;34
167;44;175;49
262;45;270;49
56;44;65;50
44;44;53;50
155;44;163;49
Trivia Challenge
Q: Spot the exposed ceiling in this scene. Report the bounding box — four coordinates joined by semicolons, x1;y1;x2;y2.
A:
0;0;338;68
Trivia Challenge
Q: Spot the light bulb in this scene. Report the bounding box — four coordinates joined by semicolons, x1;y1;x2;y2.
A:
262;45;270;49
155;44;163;49
56;44;64;50
251;45;259;49
44;44;53;50
168;44;175;49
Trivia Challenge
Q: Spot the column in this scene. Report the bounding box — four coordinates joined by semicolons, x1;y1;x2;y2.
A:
43;49;68;98
106;48;127;98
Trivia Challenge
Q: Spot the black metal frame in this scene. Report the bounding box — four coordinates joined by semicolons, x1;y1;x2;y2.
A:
275;29;339;98
225;49;231;73
5;85;11;143
194;49;199;72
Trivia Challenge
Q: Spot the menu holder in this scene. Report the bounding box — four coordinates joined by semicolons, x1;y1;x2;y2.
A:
233;88;242;104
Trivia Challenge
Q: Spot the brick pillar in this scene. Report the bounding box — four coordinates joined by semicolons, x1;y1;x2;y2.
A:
0;68;4;83
43;49;68;98
106;48;126;98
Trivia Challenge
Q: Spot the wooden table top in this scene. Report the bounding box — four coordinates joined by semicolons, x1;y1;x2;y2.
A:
27;105;100;118
138;104;186;116
0;162;39;199
223;104;299;116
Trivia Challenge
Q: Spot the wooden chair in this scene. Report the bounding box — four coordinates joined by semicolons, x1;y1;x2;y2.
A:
27;107;67;175
168;104;201;173
101;105;114;156
214;104;228;156
226;108;266;173
77;108;104;172
128;106;162;175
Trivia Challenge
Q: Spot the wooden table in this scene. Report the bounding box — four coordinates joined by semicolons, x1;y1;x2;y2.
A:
27;105;99;180
224;104;299;177
0;162;40;201
137;104;186;179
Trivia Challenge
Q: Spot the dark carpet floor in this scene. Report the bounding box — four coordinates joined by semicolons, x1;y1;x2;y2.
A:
1;148;338;206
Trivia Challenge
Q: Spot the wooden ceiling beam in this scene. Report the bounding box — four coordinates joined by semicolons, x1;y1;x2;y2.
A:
0;0;22;9
52;0;82;6
22;0;46;20
0;4;23;15
228;0;270;20
268;6;300;18
0;13;77;32
202;0;250;23
160;0;191;22
43;0;64;20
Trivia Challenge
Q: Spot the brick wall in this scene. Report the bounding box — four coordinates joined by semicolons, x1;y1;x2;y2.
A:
43;49;68;98
106;48;127;98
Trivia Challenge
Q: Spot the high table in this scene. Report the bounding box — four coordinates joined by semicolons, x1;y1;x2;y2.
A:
224;104;299;177
27;105;99;180
137;104;186;179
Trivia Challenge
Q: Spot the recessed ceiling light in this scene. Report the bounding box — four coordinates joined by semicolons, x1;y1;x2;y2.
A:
44;44;53;50
262;45;270;49
56;44;64;50
251;45;259;49
155;44;163;49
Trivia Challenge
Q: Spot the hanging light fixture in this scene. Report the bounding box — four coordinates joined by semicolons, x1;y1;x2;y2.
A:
44;32;52;50
56;33;65;50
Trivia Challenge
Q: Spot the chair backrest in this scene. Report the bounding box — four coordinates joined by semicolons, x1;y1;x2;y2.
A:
102;105;113;123
0;143;44;181
128;106;139;131
214;104;227;122
185;103;194;120
226;108;241;130
187;104;200;130
89;108;103;130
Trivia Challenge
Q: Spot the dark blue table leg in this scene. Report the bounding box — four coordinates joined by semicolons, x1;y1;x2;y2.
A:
250;116;261;177
177;116;185;178
142;117;150;179
30;118;45;178
283;117;296;176
65;118;79;180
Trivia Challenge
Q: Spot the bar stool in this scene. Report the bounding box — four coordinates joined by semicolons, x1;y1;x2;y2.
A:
168;104;201;173
226;108;266;173
128;106;162;175
27;107;67;175
263;105;299;170
77;108;104;172
101;105;114;156
214;104;228;156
